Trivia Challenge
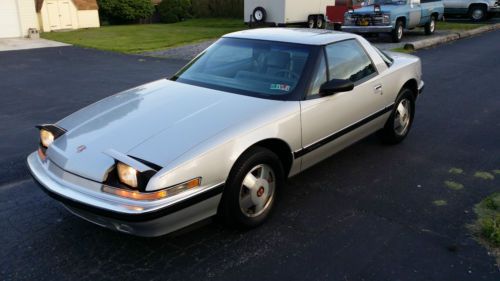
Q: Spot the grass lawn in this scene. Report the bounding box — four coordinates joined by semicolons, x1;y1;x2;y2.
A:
437;21;487;30
41;18;246;53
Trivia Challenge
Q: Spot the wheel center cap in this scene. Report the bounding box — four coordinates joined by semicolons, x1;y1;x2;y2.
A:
257;186;265;197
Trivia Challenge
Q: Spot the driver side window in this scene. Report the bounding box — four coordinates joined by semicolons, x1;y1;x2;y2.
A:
325;39;376;83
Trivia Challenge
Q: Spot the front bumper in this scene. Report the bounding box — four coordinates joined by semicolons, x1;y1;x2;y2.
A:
342;25;393;33
27;152;223;237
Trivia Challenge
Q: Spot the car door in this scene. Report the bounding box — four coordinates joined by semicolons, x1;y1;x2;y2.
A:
409;0;422;27
299;39;387;171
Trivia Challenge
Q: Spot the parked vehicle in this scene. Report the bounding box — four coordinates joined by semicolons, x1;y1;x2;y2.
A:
443;0;500;21
327;0;364;29
342;0;445;42
28;28;424;237
244;0;335;28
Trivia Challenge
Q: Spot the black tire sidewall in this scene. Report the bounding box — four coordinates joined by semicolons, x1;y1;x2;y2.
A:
220;147;284;228
392;20;404;42
382;88;415;144
253;7;266;23
308;15;317;28
425;16;435;35
470;6;486;21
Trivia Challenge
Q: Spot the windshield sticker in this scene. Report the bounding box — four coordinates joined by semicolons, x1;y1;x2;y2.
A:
270;84;291;92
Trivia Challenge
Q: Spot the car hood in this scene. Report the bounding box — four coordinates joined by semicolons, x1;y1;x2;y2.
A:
47;79;286;182
351;5;401;14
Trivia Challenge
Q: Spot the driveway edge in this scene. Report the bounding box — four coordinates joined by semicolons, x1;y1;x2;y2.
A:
404;23;500;51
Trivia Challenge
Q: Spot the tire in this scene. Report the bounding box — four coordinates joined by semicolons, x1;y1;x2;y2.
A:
219;147;284;229
469;5;487;21
308;15;317;28
424;15;436;35
253;7;267;23
379;88;415;144
391;19;404;43
316;15;325;29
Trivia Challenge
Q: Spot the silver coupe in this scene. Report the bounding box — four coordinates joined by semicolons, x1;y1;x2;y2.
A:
27;28;424;237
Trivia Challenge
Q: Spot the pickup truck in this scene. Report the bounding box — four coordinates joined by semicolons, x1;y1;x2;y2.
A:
342;0;445;42
443;0;500;21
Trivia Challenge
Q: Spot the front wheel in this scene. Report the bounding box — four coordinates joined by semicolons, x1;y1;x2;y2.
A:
219;147;284;228
391;20;404;42
469;5;486;21
308;15;317;28
316;15;325;29
379;88;415;144
424;15;436;35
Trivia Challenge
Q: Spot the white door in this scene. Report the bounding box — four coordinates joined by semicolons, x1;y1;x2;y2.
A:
46;0;73;30
299;39;385;170
0;0;22;38
58;1;73;28
408;0;422;27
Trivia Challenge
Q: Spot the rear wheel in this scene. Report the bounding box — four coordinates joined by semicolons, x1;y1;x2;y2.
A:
316;15;325;29
379;88;415;144
392;19;404;42
219;147;284;228
424;15;436;35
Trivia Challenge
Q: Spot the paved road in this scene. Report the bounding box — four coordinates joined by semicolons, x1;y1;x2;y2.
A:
1;30;499;280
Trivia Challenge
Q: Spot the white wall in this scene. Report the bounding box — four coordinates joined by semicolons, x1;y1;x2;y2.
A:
77;10;100;28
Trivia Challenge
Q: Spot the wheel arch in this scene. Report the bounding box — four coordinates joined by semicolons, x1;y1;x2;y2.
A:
401;78;418;100
235;138;294;178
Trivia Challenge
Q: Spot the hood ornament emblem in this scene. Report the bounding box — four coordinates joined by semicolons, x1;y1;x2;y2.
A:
76;145;87;153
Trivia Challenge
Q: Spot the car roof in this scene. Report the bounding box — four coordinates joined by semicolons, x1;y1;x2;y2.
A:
223;28;359;45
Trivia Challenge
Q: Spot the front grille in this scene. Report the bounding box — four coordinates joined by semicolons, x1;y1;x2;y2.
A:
352;14;386;26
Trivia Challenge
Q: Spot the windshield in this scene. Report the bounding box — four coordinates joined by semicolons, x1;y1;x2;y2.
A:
361;0;407;5
172;38;312;99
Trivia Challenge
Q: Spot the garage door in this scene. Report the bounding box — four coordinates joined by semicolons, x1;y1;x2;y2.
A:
0;0;22;38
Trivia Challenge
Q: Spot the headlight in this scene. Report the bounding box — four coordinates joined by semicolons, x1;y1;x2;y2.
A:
382;14;390;24
40;129;55;148
117;162;139;188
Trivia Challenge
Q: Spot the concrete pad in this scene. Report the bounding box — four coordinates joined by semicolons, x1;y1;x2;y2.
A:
0;38;70;52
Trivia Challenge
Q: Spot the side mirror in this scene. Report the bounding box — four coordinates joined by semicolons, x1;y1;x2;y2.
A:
319;79;354;96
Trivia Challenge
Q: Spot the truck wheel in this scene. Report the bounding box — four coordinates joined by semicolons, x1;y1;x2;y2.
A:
469;5;486;21
253;7;266;23
391;20;404;43
424;15;436;35
308;15;317;28
316;15;325;29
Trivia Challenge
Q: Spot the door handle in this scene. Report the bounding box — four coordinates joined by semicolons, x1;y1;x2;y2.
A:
374;84;383;95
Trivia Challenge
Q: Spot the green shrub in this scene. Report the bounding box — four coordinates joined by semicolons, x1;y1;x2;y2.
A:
158;0;192;23
191;0;243;18
480;215;500;246
98;0;154;24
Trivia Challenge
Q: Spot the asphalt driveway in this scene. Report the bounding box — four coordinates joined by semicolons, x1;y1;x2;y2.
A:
0;47;186;185
1;30;500;280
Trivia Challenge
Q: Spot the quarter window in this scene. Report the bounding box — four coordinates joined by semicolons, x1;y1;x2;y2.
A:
308;54;328;97
325;40;376;83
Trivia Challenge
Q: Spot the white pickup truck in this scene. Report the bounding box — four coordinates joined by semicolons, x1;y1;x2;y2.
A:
443;0;500;21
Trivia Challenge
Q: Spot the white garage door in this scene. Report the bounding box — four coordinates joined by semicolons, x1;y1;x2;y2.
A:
0;0;22;38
